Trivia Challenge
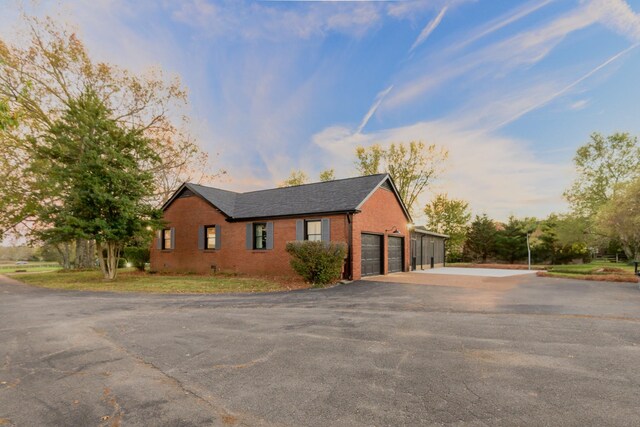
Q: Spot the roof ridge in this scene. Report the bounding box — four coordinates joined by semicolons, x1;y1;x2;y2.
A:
187;182;240;195
186;174;388;194
237;173;389;195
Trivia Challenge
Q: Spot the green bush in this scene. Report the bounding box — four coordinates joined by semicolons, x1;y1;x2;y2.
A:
123;247;150;271
285;241;347;286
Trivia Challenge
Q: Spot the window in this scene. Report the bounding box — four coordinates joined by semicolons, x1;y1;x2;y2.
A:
305;220;322;241
205;226;216;250
162;229;172;250
254;223;267;249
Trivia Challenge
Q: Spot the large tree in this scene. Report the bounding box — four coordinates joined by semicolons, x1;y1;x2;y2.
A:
0;15;220;246
423;194;470;260
564;132;640;218
596;177;640;260
355;144;384;176
355;141;448;213
35;91;161;279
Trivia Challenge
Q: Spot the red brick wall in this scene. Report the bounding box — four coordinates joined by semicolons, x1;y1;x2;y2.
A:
150;195;349;276
151;186;410;280
351;187;411;280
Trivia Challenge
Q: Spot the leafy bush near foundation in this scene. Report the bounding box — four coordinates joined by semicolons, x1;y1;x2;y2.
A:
285;241;347;285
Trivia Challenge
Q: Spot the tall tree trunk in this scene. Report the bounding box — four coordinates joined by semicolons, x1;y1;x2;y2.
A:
74;238;95;269
97;241;120;280
622;241;640;261
54;242;72;270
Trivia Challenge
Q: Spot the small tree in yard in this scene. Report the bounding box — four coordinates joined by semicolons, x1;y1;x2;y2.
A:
35;91;162;280
533;214;591;264
495;216;529;264
424;194;471;261
464;214;498;263
285;241;347;286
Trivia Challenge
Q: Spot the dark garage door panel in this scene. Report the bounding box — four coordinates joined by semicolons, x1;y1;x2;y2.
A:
361;233;382;277
388;236;403;273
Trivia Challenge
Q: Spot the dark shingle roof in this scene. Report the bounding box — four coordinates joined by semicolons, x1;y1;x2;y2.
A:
168;173;409;220
186;184;238;216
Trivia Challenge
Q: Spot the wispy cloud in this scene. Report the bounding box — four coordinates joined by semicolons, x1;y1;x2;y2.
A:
569;99;589;110
386;0;468;20
589;0;640;42
384;5;601;110
356;85;393;134
171;0;383;40
449;0;556;52
490;42;640;130
409;6;448;52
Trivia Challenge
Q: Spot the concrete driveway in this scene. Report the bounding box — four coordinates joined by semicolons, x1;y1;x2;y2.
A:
2;274;640;426
413;267;538;277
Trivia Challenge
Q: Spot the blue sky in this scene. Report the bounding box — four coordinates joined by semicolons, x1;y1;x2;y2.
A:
3;0;640;222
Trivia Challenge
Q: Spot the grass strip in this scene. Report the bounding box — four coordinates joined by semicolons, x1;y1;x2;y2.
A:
6;269;308;294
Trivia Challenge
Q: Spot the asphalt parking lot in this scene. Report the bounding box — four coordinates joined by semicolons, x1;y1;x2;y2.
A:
2;272;640;426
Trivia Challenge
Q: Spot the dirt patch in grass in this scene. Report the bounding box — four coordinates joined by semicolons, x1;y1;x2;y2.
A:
5;269;310;294
595;267;629;274
537;271;639;283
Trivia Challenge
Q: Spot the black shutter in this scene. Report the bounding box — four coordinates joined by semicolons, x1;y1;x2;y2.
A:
215;225;221;249
321;218;330;242
246;223;253;250
266;222;274;249
197;225;204;250
296;219;304;241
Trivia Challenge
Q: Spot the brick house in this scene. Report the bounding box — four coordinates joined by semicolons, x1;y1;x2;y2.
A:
150;173;413;280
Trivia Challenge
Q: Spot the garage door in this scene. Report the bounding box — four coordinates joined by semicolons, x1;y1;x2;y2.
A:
388;236;403;273
361;233;382;277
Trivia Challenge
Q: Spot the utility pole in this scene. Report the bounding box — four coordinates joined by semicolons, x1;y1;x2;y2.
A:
527;232;531;270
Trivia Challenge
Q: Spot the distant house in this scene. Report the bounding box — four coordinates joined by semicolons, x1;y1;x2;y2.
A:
151;174;420;280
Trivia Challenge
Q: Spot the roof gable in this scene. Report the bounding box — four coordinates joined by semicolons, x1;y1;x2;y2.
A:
186;183;237;217
161;183;237;217
355;175;412;222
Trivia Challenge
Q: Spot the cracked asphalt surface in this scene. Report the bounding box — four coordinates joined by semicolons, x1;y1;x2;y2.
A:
2;272;640;426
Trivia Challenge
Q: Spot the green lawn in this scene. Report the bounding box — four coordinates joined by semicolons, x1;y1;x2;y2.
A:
547;260;634;273
0;262;61;273
5;269;307;294
544;260;637;282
